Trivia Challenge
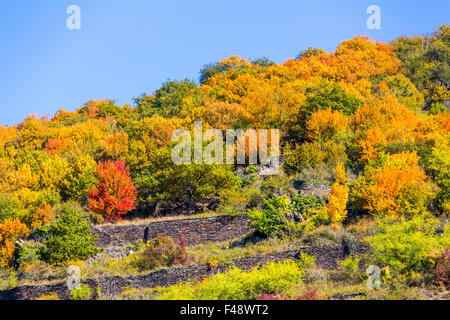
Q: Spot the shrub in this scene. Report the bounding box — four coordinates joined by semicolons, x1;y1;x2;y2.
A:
138;234;188;271
257;287;323;300
31;201;53;229
36;292;59;300
295;286;324;300
290;195;324;220
257;293;289;300
432;249;449;290
155;258;313;300
244;165;258;174
338;255;361;274
70;284;93;300
38;205;102;264
247;197;291;237
364;215;448;282
341;233;357;256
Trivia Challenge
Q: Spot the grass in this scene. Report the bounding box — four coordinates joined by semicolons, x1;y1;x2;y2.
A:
95;211;231;227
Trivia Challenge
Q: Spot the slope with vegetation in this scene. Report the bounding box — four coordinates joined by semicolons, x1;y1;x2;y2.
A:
0;25;449;300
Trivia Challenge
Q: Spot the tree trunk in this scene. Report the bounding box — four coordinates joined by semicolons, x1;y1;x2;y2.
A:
187;185;194;215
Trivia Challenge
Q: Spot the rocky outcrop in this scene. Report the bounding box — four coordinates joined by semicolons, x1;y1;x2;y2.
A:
295;182;331;200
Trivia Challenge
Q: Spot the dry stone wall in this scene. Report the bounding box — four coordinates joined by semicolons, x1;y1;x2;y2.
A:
92;214;251;247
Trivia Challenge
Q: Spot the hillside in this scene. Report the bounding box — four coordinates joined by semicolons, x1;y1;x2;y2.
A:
0;25;449;300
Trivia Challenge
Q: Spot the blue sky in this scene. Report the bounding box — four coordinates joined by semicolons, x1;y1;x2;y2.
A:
0;0;448;126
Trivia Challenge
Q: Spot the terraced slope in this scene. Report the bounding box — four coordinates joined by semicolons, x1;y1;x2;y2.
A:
0;244;370;300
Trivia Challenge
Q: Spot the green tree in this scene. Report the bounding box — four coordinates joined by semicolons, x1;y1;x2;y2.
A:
159;162;239;215
296;47;326;60
39;205;102;264
288;80;362;141
140;149;239;215
134;79;201;118
391;25;450;108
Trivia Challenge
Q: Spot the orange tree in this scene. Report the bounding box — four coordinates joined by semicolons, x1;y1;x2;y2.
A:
0;219;29;267
352;152;433;217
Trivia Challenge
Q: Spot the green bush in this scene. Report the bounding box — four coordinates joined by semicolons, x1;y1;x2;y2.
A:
38;205;102;264
247;197;291;237
244;165;258;175
428;102;447;115
155;256;314;300
364;215;449;282
70;284;92;300
291;195;324;219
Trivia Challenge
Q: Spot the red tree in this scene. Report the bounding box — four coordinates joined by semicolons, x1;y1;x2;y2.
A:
88;161;137;222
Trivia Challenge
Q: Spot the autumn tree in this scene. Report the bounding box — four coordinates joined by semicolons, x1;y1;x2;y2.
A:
352;152;433;217
0;219;29;267
306;107;348;143
327;162;349;223
88;161;137;222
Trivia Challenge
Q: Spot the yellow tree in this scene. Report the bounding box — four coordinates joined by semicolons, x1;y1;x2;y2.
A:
327;162;349;223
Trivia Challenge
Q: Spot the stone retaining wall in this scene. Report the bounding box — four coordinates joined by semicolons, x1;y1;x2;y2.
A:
92;214;251;247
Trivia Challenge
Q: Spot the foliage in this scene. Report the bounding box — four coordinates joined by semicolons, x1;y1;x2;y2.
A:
391;25;449;109
134;79;201;118
432;249;449;290
327;163;349;223
154;258;312;300
352;152;433;217
247;197;291;237
0;219;29;267
149;150;239;215
0;195;18;224
339;255;360;273
69;284;93;300
291;195;324;218
38;205;102;264
137;234;188;271
88;161;137;222
296;47;326;59
364;215;448;282
36;292;60;300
